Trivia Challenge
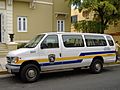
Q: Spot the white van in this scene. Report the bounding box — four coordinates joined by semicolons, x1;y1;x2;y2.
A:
6;32;116;82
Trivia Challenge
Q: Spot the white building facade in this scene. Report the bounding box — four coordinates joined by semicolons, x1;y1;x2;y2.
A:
0;0;13;43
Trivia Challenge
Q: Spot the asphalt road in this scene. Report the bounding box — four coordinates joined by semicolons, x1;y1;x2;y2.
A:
0;65;120;90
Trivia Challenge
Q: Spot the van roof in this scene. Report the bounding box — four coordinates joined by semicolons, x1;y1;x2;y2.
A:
41;32;110;36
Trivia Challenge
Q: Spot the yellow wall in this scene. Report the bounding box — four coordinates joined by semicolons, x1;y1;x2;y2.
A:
13;0;71;42
53;0;71;32
13;1;53;41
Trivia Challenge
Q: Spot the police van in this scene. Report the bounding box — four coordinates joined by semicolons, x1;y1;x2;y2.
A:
6;32;116;82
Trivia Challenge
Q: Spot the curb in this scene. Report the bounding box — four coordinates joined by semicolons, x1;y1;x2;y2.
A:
104;61;120;65
0;70;9;75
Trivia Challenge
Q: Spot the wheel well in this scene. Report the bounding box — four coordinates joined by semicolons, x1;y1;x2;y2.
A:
92;56;104;63
20;60;40;71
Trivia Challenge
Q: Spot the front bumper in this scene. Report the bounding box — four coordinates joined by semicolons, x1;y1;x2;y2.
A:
6;64;20;74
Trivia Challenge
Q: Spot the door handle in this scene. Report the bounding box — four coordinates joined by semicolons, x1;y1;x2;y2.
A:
59;53;62;57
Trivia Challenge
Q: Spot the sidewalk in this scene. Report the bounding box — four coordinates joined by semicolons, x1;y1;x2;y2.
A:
0;57;120;75
0;57;7;75
0;57;7;71
0;57;8;75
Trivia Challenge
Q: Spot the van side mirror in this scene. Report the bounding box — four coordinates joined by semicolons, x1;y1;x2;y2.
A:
41;43;45;49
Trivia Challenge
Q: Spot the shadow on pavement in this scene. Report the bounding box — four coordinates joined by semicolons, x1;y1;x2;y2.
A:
0;67;115;84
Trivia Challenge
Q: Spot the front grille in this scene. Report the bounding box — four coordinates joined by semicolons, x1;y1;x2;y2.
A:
6;57;14;63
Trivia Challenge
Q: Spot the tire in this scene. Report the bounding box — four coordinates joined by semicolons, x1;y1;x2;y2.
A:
20;64;40;83
90;59;103;74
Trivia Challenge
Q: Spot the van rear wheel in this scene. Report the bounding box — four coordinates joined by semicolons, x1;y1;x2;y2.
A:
90;60;103;74
20;64;40;83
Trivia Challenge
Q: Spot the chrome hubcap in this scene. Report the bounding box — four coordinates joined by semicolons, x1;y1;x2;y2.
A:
27;69;36;78
95;64;101;72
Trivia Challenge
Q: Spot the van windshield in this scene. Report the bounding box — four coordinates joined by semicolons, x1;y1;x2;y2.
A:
24;34;45;48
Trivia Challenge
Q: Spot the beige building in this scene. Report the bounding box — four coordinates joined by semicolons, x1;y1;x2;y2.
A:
0;0;71;56
71;9;94;32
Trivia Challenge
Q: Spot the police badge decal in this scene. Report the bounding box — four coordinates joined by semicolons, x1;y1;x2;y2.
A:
48;54;55;63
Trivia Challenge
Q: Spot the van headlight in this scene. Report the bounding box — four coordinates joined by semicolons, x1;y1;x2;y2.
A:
11;57;19;64
7;57;19;64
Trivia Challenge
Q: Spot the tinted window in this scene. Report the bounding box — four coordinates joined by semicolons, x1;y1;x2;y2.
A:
41;35;59;49
62;35;84;47
106;36;114;46
85;35;107;47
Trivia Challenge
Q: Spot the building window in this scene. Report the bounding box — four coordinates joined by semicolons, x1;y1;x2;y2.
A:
71;15;77;23
57;20;65;32
17;16;27;32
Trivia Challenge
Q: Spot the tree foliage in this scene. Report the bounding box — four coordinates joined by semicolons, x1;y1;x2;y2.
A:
69;0;120;33
74;20;105;33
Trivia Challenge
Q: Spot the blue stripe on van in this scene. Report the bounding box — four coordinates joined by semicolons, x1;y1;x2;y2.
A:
40;59;83;66
80;51;116;56
41;51;116;66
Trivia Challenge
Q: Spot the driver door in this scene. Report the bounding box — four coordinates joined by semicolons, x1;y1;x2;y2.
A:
39;34;61;71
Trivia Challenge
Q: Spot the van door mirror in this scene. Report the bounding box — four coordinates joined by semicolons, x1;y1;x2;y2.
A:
41;43;45;49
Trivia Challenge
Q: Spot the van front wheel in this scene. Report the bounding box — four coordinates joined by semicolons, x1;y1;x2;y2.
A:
20;64;40;82
90;60;103;74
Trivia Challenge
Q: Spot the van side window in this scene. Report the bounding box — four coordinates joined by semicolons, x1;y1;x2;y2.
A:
62;35;84;47
85;35;107;47
106;36;114;46
41;35;59;49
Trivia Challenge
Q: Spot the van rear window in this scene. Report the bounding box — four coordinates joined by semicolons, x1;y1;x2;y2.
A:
85;35;107;47
106;36;114;46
